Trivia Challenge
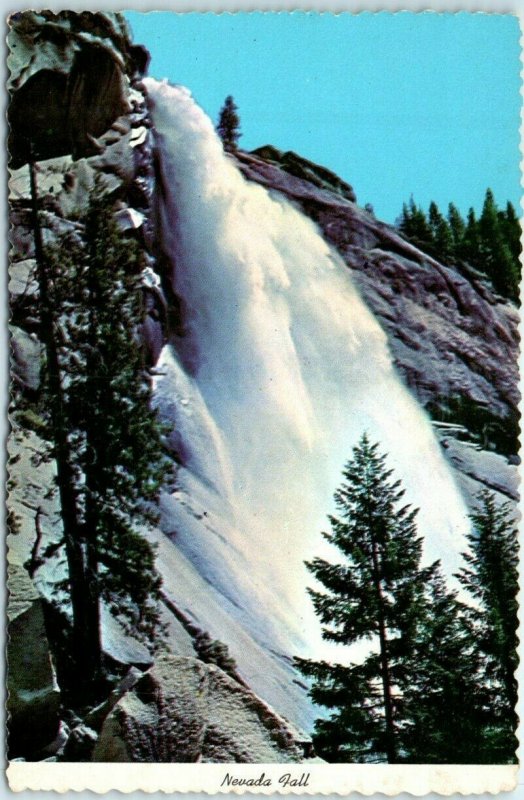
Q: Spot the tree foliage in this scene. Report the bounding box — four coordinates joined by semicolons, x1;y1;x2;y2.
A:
296;435;518;763
397;190;521;303
34;177;173;696
296;434;435;762
457;490;519;760
216;95;241;152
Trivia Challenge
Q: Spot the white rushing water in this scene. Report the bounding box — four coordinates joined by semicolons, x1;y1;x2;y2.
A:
145;78;471;664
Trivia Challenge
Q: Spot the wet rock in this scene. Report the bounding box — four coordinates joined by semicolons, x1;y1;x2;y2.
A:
93;655;304;763
438;434;519;507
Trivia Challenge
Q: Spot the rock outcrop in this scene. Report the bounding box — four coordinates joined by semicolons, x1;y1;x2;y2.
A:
237;149;519;427
7;563;60;759
251;145;357;202
7;12;144;167
93;655;307;763
8;10;166;379
235;148;519;504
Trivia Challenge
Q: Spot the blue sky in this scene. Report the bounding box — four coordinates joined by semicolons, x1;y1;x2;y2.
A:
125;12;521;222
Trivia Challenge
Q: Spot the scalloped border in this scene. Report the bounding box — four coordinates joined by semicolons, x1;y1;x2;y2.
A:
5;763;519;794
5;7;523;796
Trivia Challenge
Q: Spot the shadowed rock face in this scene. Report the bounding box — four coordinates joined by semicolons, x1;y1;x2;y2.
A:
7;12;142;168
7;564;60;759
236;150;519;426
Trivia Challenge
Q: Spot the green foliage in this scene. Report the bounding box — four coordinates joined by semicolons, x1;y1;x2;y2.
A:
400;569;501;763
43;183;173;650
296;435;518;764
424;393;519;457
457;491;519;761
398;197;433;251
295;434;437;762
12;407;48;436
428;201;453;261
216;95;241;152
397;190;521;303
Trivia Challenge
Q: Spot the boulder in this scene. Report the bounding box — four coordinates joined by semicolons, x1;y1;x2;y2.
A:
61;724;98;762
7;12;133;167
93;655;304;763
7;563;60;759
10;325;42;391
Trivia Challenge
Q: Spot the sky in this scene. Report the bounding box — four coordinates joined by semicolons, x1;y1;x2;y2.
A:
124;12;522;222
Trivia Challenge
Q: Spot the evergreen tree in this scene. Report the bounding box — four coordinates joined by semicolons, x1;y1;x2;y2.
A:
462;206;482;265
295;434;435;763
478;188;502;279
500;201;521;264
398;191;519;301
398;197;433;252
295;436;513;764
35;177;172;698
408;197;433;249
428;201;453;261
216;95;241;151
447;202;466;256
401;568;497;763
457;491;518;761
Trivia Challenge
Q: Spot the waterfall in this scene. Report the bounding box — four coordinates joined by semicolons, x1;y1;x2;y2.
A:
145;78;470;668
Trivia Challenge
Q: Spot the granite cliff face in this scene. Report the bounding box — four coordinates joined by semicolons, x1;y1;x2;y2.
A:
235;150;519;506
8;11;148;167
237;150;519;425
7;12;317;762
7;12;519;763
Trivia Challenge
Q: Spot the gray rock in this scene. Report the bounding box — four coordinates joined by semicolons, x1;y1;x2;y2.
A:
7;563;60;759
250;146;357;202
439;435;519;506
237;152;518;426
7;12;132;167
115;207;146;232
8;258;38;299
61;724;98;762
93;655;304;763
10;325;42;391
85;667;143;732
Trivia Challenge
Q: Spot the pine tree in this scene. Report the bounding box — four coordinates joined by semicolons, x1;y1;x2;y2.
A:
34;176;172;698
428;201;453;261
216;95;241;152
401;568;496;763
478;188;501;279
398;191;519;301
295;434;435;763
447;202;466;257
462;206;481;265
457;490;518;761
500;201;521;264
398;197;434;253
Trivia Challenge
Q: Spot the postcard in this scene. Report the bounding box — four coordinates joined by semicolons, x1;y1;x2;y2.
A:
6;8;520;794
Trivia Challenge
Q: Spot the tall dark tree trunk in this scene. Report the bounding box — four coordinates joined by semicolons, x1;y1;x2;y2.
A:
370;539;396;763
29;154;101;695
